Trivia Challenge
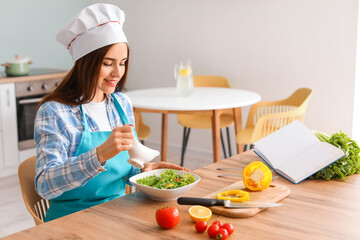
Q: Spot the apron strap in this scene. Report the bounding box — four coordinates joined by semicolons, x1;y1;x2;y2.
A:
79;105;89;132
111;94;139;139
111;94;130;125
79;94;138;137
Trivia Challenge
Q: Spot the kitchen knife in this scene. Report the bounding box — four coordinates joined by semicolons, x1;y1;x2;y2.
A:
177;197;282;208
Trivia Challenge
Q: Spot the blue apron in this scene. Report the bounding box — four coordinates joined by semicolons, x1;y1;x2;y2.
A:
45;95;133;222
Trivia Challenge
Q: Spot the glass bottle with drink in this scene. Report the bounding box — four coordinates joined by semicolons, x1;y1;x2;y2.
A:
174;61;194;97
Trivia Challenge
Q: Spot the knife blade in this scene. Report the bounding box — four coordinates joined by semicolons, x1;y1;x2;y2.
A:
177;197;282;208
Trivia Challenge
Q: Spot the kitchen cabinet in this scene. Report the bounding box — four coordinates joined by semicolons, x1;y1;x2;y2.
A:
0;130;3;170
0;83;19;174
0;69;67;178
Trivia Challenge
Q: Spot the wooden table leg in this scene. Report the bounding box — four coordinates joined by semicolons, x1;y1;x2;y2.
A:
161;112;168;162
233;107;244;154
211;109;221;162
133;108;141;134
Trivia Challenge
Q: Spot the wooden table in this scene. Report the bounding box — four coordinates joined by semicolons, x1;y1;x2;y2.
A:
126;87;261;163
5;151;360;239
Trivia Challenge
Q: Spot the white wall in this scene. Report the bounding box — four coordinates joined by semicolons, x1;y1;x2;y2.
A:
0;0;91;70
3;0;357;159
353;1;360;143
99;0;359;156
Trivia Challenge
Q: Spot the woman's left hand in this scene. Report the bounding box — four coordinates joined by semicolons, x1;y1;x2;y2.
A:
142;162;190;172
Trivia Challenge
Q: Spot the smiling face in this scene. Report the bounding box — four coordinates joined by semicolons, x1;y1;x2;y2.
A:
93;42;128;102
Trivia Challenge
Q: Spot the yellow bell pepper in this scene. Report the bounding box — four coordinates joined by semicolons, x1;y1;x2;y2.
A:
243;161;272;191
217;190;250;202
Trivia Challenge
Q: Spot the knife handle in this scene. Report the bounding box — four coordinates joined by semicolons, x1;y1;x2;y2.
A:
177;197;224;207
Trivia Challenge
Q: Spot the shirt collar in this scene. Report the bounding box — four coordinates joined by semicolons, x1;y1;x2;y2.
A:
105;94;114;106
69;94;114;114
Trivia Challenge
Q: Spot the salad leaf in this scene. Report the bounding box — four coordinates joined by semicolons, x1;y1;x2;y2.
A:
310;131;360;180
136;169;195;189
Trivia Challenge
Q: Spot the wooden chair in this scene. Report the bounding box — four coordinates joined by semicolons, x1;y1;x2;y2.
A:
19;156;136;222
177;75;234;166
236;88;313;149
18;156;49;225
136;114;151;145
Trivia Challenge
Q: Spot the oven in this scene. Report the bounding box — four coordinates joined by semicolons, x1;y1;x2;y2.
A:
16;78;60;150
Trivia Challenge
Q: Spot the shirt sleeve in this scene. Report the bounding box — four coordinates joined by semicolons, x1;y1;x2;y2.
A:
123;166;142;186
34;104;105;200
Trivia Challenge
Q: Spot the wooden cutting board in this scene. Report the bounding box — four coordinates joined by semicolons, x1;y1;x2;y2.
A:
203;181;290;218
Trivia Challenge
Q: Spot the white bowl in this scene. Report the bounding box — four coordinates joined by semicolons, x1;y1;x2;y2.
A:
129;169;201;201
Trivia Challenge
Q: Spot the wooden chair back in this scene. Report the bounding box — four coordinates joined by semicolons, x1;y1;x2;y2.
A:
238;88;312;144
136;114;151;141
178;75;233;122
18;156;49;225
193;75;231;88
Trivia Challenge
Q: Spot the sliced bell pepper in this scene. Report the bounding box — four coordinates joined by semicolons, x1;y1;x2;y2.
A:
217;189;250;202
243;161;272;191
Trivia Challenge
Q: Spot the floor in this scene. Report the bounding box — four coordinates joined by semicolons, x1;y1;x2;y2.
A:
0;144;212;238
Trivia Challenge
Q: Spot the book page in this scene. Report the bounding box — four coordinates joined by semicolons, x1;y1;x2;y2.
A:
277;142;345;183
254;120;320;169
254;149;274;169
272;169;296;184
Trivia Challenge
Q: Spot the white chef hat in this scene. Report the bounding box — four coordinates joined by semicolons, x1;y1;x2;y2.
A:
56;3;127;62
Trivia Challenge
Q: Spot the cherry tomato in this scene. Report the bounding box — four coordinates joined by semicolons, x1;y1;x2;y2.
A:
155;205;180;229
216;228;229;240
212;220;223;228
221;223;234;235
195;221;208;233
207;224;220;238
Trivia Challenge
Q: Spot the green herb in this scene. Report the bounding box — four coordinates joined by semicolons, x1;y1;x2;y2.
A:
310;131;360;180
136;169;195;189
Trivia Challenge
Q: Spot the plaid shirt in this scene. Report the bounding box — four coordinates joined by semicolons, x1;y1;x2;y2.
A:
34;92;141;200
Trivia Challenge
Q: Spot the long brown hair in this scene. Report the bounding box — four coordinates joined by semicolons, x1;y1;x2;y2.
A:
38;43;130;108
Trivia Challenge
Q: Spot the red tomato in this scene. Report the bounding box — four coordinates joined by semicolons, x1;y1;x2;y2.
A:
207;224;220;238
221;223;234;235
216;228;229;240
155;205;180;229
212;220;223;228
195;221;208;233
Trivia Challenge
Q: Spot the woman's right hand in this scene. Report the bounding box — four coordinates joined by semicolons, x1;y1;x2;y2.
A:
96;125;134;164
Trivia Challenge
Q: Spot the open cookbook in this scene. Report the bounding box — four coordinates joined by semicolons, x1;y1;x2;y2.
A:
254;120;345;184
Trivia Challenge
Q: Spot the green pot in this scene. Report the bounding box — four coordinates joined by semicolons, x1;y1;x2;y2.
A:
1;56;32;77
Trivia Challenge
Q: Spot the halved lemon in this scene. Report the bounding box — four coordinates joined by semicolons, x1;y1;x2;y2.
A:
188;205;212;222
179;69;192;76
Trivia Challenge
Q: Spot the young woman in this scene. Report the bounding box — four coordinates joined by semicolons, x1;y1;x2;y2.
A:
34;3;186;222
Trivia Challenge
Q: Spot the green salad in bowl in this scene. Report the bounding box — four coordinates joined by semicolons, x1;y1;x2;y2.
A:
136;169;195;189
129;169;200;201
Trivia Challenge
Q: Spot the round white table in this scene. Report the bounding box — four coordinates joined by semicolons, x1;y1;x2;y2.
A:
126;87;261;163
